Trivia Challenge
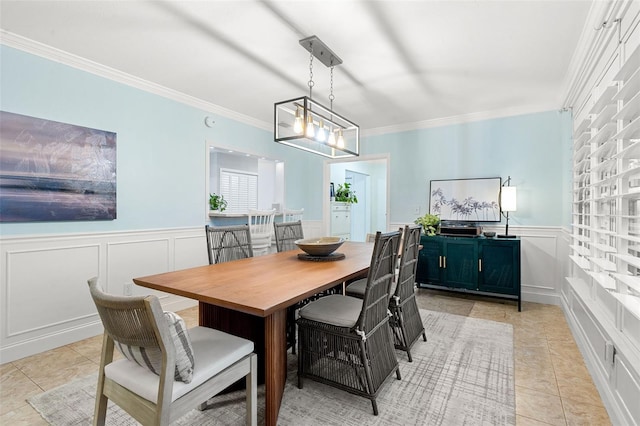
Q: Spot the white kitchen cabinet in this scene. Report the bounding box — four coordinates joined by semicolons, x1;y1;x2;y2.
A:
330;202;351;240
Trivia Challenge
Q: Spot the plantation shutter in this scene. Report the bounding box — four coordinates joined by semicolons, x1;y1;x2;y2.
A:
219;169;258;213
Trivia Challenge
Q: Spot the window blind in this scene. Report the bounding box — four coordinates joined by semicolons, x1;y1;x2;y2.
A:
219;169;258;213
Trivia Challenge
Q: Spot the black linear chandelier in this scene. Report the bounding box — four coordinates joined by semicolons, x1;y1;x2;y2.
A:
274;35;359;158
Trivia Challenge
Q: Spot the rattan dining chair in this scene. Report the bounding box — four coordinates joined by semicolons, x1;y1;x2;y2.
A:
247;209;276;256
274;220;304;252
388;224;426;361
87;277;257;426
273;220;305;353
205;224;253;264
296;230;402;415
345;225;426;361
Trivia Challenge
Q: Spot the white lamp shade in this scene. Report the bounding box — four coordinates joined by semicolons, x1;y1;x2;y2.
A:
501;186;517;212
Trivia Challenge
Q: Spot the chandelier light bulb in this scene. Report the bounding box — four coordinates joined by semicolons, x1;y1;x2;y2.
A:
305;113;315;138
293;107;303;134
316;119;327;142
327;127;336;145
337;129;345;149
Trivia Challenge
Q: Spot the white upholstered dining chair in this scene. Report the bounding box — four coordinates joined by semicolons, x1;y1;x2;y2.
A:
247;208;276;256
87;277;257;426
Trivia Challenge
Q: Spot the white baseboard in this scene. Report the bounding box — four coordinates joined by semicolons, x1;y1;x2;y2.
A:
522;289;561;306
1;321;104;364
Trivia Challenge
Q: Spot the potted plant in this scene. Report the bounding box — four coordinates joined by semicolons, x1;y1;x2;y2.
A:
415;213;440;236
209;193;228;212
335;183;358;204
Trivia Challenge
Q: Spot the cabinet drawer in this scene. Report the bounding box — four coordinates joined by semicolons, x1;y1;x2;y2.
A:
331;205;350;212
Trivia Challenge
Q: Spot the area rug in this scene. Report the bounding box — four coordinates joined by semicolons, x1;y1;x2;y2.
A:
28;310;515;425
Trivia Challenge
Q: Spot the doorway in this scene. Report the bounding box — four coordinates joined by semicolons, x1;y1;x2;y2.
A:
324;154;389;241
345;170;369;241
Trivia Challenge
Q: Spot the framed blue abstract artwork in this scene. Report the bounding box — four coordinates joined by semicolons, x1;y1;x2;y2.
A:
0;111;117;222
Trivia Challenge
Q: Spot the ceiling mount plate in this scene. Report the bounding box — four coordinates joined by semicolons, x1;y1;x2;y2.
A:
299;35;343;68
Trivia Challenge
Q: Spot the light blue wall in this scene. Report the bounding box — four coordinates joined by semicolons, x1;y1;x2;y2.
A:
1;46;572;236
0;45;324;236
362;110;572;226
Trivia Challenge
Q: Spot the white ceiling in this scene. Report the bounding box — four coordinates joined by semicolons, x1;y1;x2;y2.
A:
0;0;595;133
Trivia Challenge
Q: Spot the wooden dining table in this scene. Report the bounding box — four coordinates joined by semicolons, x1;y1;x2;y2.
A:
133;241;374;425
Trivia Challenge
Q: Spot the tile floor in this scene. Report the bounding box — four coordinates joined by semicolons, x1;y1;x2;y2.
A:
0;289;611;425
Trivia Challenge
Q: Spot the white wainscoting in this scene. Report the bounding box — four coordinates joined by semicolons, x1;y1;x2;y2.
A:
562;276;640;425
1;223;563;364
0;227;206;363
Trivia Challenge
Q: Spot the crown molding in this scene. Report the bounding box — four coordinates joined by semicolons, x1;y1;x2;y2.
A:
1;30;568;139
0;30;272;131
361;104;557;137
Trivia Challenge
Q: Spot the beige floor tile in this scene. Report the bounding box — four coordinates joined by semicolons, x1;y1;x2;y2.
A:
0;362;16;374
177;305;199;328
0;403;48;425
551;354;592;382
516;385;567;425
515;344;552;365
67;334;104;363
505;309;536;326
515;345;558;395
544;322;574;341
556;374;604;408
517;414;558;425
516;362;560;396
35;360;98;391
562;398;611;426
12;346;87;373
514;327;548;348
0;364;42;416
547;339;581;359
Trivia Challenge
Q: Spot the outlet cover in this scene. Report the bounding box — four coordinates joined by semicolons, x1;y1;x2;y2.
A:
124;282;133;296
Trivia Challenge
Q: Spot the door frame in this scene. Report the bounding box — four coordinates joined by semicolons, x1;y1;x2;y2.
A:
322;153;390;237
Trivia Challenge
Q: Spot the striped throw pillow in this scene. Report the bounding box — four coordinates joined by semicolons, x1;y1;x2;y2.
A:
115;311;195;383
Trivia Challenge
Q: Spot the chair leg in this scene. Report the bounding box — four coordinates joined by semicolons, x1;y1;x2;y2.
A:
358;339;380;415
371;399;379;416
94;334;113;426
286;307;296;354
94;389;108;426
246;354;257;426
399;314;413;363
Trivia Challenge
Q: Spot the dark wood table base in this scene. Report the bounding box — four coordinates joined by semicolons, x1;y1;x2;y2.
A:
199;302;287;424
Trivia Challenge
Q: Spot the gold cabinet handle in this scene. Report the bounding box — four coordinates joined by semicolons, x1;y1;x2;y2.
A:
439;255;442;268
479;259;482;272
443;256;446;269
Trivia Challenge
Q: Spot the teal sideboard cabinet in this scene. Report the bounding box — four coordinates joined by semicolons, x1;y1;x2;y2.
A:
416;235;521;311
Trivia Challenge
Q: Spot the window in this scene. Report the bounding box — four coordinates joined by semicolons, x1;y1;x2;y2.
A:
219;169;258;213
205;143;285;217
